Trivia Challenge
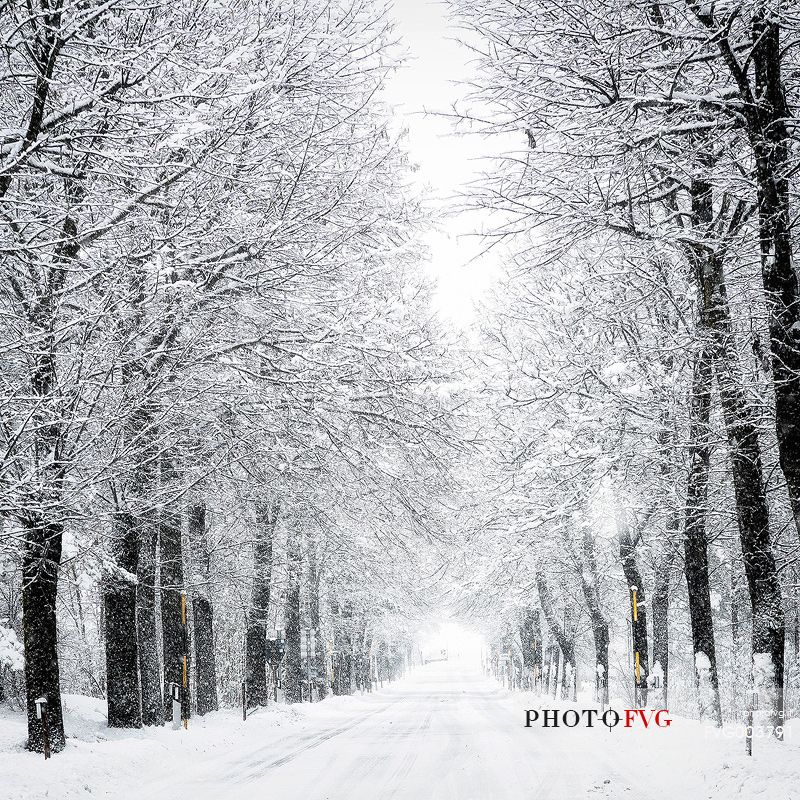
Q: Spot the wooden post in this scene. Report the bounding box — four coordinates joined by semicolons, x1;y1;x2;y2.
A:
181;592;189;729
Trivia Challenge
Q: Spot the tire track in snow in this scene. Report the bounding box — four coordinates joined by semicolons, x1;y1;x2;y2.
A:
229;696;406;783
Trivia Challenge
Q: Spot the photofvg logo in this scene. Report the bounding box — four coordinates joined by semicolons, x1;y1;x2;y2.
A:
525;708;672;729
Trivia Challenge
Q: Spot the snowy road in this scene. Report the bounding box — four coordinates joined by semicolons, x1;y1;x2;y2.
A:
150;663;655;800
5;661;794;800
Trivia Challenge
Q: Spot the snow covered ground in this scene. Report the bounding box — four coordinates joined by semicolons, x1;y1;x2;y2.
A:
2;662;798;799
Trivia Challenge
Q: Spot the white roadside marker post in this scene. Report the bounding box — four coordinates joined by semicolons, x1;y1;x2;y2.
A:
34;696;49;760
170;682;182;730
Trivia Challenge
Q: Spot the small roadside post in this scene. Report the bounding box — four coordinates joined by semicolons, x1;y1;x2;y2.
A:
170;682;181;730
300;627;316;700
498;651;510;688
265;630;286;703
650;661;664;710
308;628;316;700
747;688;758;756
34;696;50;760
696;656;711;721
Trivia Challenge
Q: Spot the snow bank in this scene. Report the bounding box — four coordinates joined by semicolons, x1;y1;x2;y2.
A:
4;670;800;800
501;680;800;799
0;624;24;670
0;691;316;799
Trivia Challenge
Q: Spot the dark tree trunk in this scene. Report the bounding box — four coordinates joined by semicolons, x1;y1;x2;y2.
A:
682;346;723;725
159;470;188;723
542;642;552;695
689;175;784;726
358;619;372;692
106;397;160;728
332;601;354;696
686;0;800;554
652;386;680;708
551;646;561;699
748;19;795;719
284;524;303;704
307;546;327;700
749;11;800;542
731;559;750;719
363;631;373;691
22;517;66;753
16;175;80;754
245;500;277;707
137;517;161;726
533;568;575;697
592;621;609;705
687;10;792;723
193;595;216;714
617;508;649;706
651;537;674;707
190;502;217;715
104;511;142;728
518;607;542;687
576;530;609;705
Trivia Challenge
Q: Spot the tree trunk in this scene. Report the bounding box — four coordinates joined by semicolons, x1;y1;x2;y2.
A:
190;502;217;715
591;620;609;705
551;646;560;699
542;642;552;695
731;557;750;720
137;517;161;726
104;511;142;728
652;381;680;709
617;507;649;706
533;567;575;696
332;601;354;696
245;499;277;707
749;10;800;541
22;517;66;753
363;634;373;691
284;522;303;704
159;463;188;723
576;530;609;705
307;546;327;700
651;537;674;708
682;345;723;725
689;175;785;727
518;607;542;690
106;398;160;728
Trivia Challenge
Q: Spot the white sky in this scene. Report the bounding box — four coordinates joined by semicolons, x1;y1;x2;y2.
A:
383;0;508;326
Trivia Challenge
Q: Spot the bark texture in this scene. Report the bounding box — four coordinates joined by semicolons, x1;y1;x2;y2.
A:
576;530;609;705
534;567;575;700
283;523;303;704
104;511;142;729
190;502;218;715
332;601;354;696
748;11;800;539
651;539;674;706
22;517;66;752
307;546;328;699
518;607;542;673
245;499;278;707
688;175;784;725
617;508;649;706
682;346;723;726
137;516;161;726
159;462;188;723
